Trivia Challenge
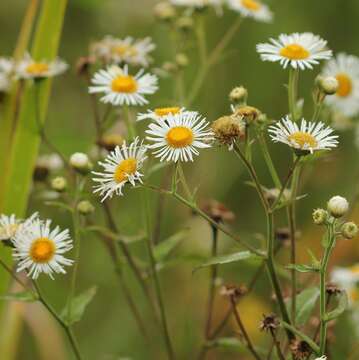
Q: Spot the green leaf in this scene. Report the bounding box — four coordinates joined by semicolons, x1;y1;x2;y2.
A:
295;287;320;325
193;251;261;272
45;201;74;213
209;337;245;350
287;263;320;273
154;230;188;261
281;321;320;355
325;291;348;321
0;291;37;302
61;287;97;325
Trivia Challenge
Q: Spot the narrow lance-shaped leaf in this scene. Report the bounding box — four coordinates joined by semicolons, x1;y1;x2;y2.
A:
154;229;188;262
193;251;262;273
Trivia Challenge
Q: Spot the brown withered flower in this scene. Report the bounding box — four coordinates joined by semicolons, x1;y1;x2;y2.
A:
326;283;342;296
201;200;235;223
220;284;247;301
211;115;245;146
233;105;261;124
290;340;312;360
97;134;124;152
259;313;280;332
75;56;96;76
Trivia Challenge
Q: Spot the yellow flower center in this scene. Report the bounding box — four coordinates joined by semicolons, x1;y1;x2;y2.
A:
335;73;352;97
288;132;318;148
111;75;138;93
241;0;261;11
26;63;49;75
154;107;181;117
112;45;138;57
166;126;194;148
280;44;310;60
113;158;137;183
30;237;55;263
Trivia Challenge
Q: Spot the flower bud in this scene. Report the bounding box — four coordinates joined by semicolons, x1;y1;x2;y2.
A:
342;222;358;239
175;16;194;31
211;115;245;146
51;176;67;192
327;196;349;218
316;75;339;95
175;53;189;68
77;200;95;215
162;61;178;74
312;208;328;225
70;152;92;174
229;86;248;104
154;2;176;21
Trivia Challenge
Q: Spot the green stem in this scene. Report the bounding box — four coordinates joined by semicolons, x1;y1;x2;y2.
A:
204;226;218;338
288;68;299;121
123;106;136;141
288;163;301;325
266;212;294;341
66;176;83;323
258;134;281;189
232;143;269;212
177;163;192;200
196;15;207;67
319;222;336;355
143;189;175;360
32;281;83;360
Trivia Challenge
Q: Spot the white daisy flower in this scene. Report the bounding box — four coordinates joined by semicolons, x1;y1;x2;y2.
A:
268;116;338;153
89;65;158;106
0;213;38;241
227;0;273;23
92;137;147;201
146;112;213;162
91;36;156;67
322;53;359;117
16;54;68;79
0;57;14;92
137;106;197;122
12;218;73;279
257;33;332;70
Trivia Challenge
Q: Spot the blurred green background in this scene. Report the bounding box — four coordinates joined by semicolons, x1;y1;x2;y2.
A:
2;0;359;359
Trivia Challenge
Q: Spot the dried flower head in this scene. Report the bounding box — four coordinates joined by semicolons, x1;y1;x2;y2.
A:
201;200;235;223
212;115;245;147
76;56;96;76
233;105;261;124
220;284;247;300
97;134;124;152
326;283;342;296
290;340;312;359
259;313;279;332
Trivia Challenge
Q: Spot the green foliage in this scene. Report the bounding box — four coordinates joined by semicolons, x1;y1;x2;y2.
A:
61;286;97;325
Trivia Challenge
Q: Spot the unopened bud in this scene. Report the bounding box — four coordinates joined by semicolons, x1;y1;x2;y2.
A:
175;53;189;68
154;2;176;21
342;222;358;239
175;16;194;31
229;86;248;104
327;196;349;218
312;208;328;225
51;176;67;192
70;152;92;174
316;75;339;95
77;200;95;215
